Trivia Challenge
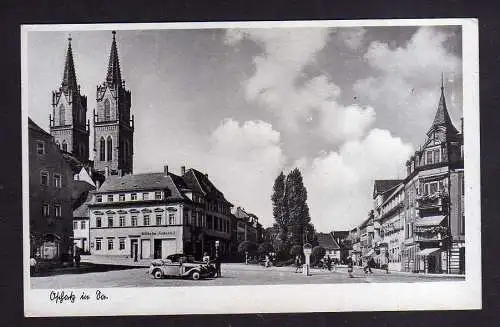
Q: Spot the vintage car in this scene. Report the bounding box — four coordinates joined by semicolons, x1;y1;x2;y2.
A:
149;253;216;280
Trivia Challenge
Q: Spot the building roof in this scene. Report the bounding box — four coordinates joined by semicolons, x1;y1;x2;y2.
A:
428;81;459;136
28;118;51;138
316;232;341;251
61;36;78;93
182;168;232;205
106;31;122;86
373;179;403;198
73;193;92;218
95;172;187;201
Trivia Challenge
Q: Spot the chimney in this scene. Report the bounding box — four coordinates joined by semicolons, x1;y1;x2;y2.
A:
460;117;464;134
181;166;186;175
164;165;169;174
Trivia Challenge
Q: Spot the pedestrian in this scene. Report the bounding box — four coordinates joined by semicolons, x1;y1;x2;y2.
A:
383;251;390;274
294;255;302;273
347;254;354;278
215;254;222;277
74;247;81;268
363;256;373;274
203;252;210;263
265;254;271;268
326;256;332;271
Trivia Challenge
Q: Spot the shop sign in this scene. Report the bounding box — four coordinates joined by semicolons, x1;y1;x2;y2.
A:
141;230;175;237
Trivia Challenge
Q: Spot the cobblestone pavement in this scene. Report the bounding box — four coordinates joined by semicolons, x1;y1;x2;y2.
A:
30;263;464;289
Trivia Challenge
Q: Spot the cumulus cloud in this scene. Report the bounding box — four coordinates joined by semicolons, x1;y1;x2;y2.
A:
299;128;413;231
204;119;286;226
354;27;462;145
338;27;366;51
226;28;376;144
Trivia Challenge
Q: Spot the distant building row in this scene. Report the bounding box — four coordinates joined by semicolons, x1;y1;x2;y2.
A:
347;81;465;274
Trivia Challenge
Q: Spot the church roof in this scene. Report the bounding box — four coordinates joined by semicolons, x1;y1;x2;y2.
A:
61;36;78;93
427;79;459;136
106;31;122;86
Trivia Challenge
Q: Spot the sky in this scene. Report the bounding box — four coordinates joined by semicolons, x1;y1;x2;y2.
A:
26;24;463;232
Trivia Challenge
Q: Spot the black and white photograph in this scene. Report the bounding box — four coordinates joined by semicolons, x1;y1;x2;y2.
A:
22;19;480;316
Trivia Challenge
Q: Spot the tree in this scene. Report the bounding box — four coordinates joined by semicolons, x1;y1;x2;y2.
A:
285;168;311;246
289;244;303;257
311;246;326;266
258;242;274;254
271;172;288;247
238;241;257;264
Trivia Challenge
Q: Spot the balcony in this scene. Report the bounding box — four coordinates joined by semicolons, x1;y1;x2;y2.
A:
415;191;448;211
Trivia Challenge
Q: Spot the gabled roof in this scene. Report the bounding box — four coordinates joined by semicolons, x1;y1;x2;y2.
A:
95;172;186;201
316;232;340;251
373;179;403;198
28;118;51;138
182;168;232;205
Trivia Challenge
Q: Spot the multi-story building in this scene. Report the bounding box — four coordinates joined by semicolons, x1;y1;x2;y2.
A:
402;81;464;274
376;183;405;271
232;207;261;244
348;227;361;264
29;118;74;261
88;166;232;260
73;193;92;253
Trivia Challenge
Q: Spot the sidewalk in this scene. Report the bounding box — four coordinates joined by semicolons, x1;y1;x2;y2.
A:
349;265;465;278
81;255;151;267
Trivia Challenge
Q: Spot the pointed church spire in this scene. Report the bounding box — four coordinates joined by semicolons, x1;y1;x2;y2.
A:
61;34;78;92
106;31;122;87
428;75;459;135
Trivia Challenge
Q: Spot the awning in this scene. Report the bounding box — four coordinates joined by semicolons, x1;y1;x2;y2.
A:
415;215;446;227
417;248;441;256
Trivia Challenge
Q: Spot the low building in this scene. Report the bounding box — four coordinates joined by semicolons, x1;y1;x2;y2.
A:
29;118;74;262
88;165;233;260
316;232;341;261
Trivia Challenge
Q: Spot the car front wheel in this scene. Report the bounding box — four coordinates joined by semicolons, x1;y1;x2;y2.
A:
153;269;163;279
191;271;200;280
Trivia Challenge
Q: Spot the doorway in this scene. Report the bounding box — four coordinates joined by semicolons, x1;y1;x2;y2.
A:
154;239;162;259
130;239;138;260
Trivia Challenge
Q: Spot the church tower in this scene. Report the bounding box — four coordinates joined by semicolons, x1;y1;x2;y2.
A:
50;35;90;163
93;31;134;176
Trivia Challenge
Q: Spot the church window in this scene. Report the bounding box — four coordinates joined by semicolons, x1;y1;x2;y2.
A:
107;136;112;161
62;140;67;152
59;105;65;125
99;137;105;161
104;99;111;121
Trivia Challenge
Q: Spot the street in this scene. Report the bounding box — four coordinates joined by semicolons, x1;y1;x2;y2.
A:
31;263;464;289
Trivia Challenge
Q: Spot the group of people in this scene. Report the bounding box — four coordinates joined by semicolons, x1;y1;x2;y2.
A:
346;251;390;278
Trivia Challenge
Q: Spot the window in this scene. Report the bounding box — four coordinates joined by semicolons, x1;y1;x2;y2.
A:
107;136;112;161
40;171;49;186
430;182;438;194
42;203;50;217
99;137;105;161
54;205;61;217
433;149;441;163
107;194;113;202
156;215;162;225
104;99;111;121
96;195;102;203
131;193;137;200
81;221;86;229
426;151;433;165
96;239;101;250
460;213;465;235
143;193;149;200
54;174;62;188
108;217;113;227
119;216;125;227
96;217;102;228
155;191;162;200
119;238;125;250
59;104;65;125
36;142;45;155
107;239;113;250
62;140;67;152
143;215;150;226
56;141;60;149
168;213;175;225
183;210;189;225
119;194;125;201
73;221;78;230
131;216;137;226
